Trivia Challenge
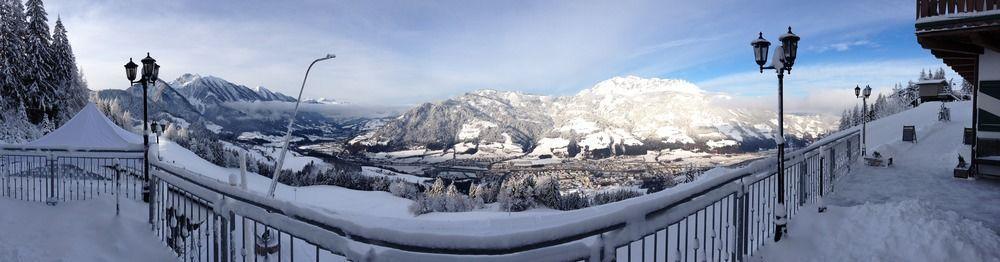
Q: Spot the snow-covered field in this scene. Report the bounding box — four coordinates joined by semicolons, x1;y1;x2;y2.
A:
755;101;1000;261
0;197;175;261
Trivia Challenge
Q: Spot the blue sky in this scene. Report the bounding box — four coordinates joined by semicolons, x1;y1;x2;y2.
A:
48;0;952;114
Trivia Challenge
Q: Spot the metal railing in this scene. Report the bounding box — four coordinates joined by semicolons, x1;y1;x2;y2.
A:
917;0;1000;19
0;150;144;203
144;129;860;262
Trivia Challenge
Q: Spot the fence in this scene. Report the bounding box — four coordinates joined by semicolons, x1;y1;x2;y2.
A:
0;149;144;203
144;129;860;262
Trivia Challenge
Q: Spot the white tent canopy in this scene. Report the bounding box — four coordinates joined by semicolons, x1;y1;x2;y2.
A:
9;102;143;152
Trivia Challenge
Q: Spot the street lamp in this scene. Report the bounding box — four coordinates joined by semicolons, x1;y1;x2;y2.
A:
266;54;335;198
124;53;160;225
856;84;872;156
751;26;799;242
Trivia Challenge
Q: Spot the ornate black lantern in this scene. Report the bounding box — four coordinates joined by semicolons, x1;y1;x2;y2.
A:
863;85;872;98
855;85;861;98
751;32;771;72
124;58;138;82
141;53;156;80
778;27;800;71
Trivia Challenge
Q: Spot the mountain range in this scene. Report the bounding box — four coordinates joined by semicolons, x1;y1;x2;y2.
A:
350;76;837;158
97;74;395;146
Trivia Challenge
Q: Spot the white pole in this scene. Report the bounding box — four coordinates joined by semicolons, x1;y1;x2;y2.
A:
267;54;335;198
239;150;247;190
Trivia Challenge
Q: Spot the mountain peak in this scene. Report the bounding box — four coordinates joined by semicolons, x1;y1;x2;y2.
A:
584;75;703;97
170;73;297;104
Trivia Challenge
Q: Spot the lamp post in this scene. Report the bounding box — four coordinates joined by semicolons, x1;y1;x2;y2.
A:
751;27;799;242
855;85;872;156
124;53;159;226
266;54;335;198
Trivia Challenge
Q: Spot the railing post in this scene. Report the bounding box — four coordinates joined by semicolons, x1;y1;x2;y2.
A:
798;159;808;206
45;154;56;206
220;210;231;262
735;178;749;262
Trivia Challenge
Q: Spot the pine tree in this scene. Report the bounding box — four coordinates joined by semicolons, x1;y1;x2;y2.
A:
0;0;28;109
23;0;55;122
50;17;86;122
533;175;561;209
838;109;851;130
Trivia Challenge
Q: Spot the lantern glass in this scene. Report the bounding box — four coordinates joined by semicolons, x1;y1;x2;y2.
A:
124;59;138;82
751;32;770;67
779;27;800;68
141;53;156;79
863;85;872;98
854;85;861;97
151;64;160;82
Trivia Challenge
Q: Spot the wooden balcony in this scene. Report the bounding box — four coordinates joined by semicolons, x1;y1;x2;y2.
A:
915;0;1000;83
916;0;1000;31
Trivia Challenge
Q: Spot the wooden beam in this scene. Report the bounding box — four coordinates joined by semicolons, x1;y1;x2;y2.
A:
932;50;978;60
971;32;1000;52
919;37;985;54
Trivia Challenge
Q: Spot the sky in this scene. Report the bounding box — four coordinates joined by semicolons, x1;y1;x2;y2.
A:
47;0;953;114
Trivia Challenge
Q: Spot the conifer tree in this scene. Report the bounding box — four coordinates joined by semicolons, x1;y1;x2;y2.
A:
23;0;55;121
0;0;28;109
51;17;86;121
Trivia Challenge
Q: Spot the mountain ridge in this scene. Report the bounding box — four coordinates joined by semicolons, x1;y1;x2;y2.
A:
350;75;838;158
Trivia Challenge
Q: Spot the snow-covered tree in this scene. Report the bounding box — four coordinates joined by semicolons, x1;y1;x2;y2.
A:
22;0;55;121
0;0;27;108
533;175;561;209
50;17;87;122
389;181;419;200
497;175;536;212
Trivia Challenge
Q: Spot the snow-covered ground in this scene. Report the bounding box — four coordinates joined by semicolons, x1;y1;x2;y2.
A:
755;101;1000;261
755;201;1000;262
0;197;175;261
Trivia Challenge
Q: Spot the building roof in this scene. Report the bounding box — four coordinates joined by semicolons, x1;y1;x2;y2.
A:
19;102;143;151
916;78;949;85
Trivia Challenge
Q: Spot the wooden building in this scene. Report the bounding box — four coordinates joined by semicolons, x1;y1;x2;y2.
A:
915;0;1000;177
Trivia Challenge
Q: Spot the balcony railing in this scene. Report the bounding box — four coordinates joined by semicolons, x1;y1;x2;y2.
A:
141;129;860;261
917;0;1000;19
2;129;861;261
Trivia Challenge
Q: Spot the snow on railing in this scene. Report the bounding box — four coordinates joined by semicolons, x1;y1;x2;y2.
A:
0;149;144;203
145;130;861;262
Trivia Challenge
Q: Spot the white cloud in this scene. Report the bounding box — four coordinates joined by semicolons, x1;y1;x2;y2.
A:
810;40;878;52
697;58;957;114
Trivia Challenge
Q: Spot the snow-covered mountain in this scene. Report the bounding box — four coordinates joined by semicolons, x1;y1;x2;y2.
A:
303;97;344;105
99;74;397;146
173;74;296;112
351;76;838;158
254;86;297;102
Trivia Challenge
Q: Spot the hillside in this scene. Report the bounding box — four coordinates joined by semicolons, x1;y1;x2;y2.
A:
351;76;837;158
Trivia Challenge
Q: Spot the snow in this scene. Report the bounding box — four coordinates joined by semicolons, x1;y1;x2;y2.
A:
755;101;1000;260
755;201;1000;262
220;141;324;173
11;102;143;151
360;166;429;184
0;197;175;261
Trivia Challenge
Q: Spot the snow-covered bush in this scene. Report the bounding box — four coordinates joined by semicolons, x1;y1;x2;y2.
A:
591;189;643;206
470;183;498;204
557;192;589;211
389;181;419;200
408;178;476;215
372;176;391;192
444;184;471;212
533;175;561;209
497;175;536;212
